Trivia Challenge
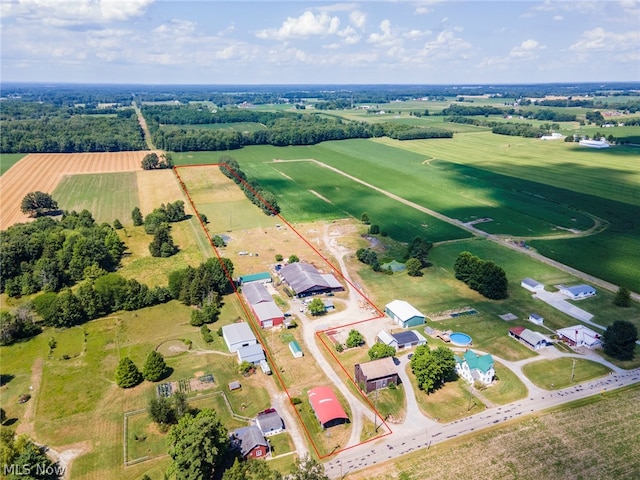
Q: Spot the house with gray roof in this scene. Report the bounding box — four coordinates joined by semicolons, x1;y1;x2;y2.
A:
521;278;545;293
279;262;343;298
237;343;266;364
231;425;269;459
256;409;285;436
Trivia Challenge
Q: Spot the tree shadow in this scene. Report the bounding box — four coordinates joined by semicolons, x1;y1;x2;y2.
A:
0;374;15;386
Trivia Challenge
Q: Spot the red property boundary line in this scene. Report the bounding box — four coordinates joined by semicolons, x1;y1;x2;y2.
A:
174;164;393;458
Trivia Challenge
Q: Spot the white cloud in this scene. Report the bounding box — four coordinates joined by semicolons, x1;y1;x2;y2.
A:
570;27;640;52
349;10;366;29
418;30;472;60
404;29;431;39
338;25;361;44
510;39;545;59
414;0;445;15
553;15;564;21
1;0;154;25
367;19;401;47
255;11;341;40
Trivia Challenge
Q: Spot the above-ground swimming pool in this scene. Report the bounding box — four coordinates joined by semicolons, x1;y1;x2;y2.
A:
450;332;472;347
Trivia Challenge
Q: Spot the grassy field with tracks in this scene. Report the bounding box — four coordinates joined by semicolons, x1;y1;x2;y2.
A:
0;153;26;175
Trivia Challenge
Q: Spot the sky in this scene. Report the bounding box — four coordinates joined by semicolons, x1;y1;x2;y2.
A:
1;0;639;85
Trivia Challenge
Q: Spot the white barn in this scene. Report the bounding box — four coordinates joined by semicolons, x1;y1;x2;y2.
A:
556;325;602;349
521;278;544;293
223;322;257;353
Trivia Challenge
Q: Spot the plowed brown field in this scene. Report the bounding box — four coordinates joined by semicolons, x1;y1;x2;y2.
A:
0;151;159;230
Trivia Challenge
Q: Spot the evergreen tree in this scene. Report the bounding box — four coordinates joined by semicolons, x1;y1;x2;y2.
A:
115;357;142;388
603;321;638;360
131;207;143;226
613;286;632;308
149;223;178;258
142;350;169;382
148;396;174;425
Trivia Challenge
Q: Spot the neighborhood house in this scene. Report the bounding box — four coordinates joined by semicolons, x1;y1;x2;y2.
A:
455;350;495;386
231;425;269;459
376;329;427;350
256;409;285;437
556;325;602;348
559;284;597;300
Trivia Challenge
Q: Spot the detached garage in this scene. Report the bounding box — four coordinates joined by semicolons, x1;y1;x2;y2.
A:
385;300;425;328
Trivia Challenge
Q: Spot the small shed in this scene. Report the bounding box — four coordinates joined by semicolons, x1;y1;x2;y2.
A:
528;313;544;325
289;340;303;358
521;278;544;293
229;381;241;391
376;330;398;349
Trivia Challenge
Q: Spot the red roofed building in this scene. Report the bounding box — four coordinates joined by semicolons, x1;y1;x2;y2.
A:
308;386;349;429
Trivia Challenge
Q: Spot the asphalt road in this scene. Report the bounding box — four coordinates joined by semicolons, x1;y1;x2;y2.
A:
323;368;640;479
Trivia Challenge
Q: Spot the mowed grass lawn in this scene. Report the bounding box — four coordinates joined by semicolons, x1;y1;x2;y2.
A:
53;172;138;225
349;385;640;480
522;358;612;390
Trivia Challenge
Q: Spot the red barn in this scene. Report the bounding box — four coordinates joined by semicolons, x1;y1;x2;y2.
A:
308;386;349;428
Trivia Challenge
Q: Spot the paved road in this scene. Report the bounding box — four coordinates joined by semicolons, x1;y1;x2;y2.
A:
323;368;640;479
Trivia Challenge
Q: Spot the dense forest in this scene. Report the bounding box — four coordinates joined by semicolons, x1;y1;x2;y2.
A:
0;102;145;153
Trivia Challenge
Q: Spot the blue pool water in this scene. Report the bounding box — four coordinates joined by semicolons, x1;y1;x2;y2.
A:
450;332;472;346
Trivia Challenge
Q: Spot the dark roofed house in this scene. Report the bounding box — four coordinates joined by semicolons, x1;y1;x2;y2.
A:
308;386;349;428
279;262;343;298
231;425;269;459
355;357;400;393
256;409;285;437
391;330;427;349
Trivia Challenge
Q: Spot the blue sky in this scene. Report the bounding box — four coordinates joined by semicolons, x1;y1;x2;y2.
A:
1;1;638;84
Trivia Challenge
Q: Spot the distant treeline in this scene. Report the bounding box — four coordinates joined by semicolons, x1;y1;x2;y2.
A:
0;105;145;153
446;116;550;138
149;105;452;151
219;156;280;215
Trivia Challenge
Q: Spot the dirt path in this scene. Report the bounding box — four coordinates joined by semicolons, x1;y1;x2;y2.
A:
133;100;155;150
16;357;43;437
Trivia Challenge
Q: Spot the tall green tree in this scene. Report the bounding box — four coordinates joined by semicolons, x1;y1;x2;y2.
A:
142;350;169;382
20;191;58;217
288;455;330;480
307;298;326;316
368;343;396;360
149;223;178;258
410;345;456;394
222;459;282;480
166;409;230;480
603;321;638;361
149;396;174;425
115;357;142;388
346;329;365;348
0;430;61;479
613;287;632;308
405;258;423;277
131;207;144;226
45;289;86;328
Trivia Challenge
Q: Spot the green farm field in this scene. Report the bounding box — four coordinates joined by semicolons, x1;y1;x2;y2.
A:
53;172;138;224
0;152;26;175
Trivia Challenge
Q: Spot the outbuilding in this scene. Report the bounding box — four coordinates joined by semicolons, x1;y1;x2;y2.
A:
354;357;400;393
391;330;427;349
521;278;545;293
509;326;551;350
243;282;273;305
385;300;425;328
308;386;349;429
279;262;343;298
528;313;544;325
223;322;257;353
237;344;266;365
239;272;272;285
251;302;285;329
289;340;303;358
